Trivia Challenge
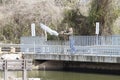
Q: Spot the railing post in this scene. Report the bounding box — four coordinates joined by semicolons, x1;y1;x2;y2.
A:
34;42;36;53
96;34;99;45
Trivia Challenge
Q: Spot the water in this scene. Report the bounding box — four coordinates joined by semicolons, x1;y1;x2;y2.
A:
0;71;120;80
28;70;120;80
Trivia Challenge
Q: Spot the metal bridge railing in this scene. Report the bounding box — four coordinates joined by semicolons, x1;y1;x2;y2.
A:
0;35;120;56
75;45;120;56
0;44;120;56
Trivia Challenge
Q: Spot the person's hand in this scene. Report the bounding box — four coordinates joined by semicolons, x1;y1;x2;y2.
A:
59;31;64;34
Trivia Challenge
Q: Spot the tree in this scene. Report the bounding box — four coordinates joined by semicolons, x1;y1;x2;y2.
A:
88;0;118;35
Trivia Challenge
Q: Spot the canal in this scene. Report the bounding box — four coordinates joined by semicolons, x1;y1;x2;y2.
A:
1;70;119;80
30;70;120;80
0;71;120;80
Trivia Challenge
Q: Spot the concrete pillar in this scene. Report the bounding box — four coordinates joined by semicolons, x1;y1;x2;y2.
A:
0;47;2;54
10;47;15;53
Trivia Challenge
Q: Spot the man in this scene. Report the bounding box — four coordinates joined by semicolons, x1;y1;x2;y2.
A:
60;27;76;53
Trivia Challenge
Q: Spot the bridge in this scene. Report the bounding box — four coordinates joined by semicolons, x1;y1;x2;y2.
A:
0;36;120;64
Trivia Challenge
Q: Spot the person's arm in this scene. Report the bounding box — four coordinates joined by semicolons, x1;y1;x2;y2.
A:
63;31;73;35
59;28;73;35
64;28;73;35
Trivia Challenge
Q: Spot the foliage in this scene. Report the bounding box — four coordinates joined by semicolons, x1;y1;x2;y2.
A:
61;0;118;36
88;0;118;35
61;8;89;35
0;0;63;43
0;0;120;43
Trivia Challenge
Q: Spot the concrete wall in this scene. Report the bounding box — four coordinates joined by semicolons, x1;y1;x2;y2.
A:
24;54;120;63
25;54;120;74
33;60;120;74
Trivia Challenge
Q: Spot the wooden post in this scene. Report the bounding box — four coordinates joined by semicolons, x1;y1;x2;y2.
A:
4;60;7;80
1;59;32;80
23;60;27;80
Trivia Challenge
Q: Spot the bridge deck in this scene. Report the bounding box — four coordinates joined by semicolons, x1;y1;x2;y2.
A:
24;53;120;63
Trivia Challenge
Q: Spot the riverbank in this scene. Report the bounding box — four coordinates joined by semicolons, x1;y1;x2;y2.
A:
33;60;120;75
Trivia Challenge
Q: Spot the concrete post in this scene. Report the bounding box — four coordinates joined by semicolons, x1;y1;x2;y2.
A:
0;47;2;54
10;47;15;53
